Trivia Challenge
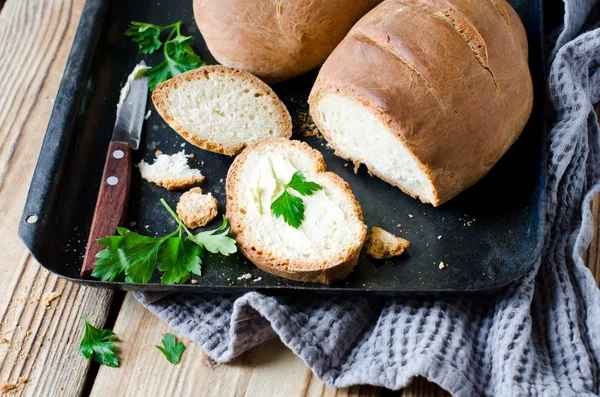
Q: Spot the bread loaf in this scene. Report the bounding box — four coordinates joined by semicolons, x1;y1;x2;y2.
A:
152;66;292;156
309;0;533;206
193;0;382;83
226;139;367;284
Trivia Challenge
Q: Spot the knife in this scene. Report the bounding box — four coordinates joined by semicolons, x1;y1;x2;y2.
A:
81;66;148;277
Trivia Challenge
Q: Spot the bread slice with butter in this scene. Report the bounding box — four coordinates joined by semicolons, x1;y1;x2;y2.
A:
152;65;292;156
226;139;367;284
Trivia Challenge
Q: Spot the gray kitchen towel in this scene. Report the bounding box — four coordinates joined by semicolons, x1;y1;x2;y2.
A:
135;3;600;396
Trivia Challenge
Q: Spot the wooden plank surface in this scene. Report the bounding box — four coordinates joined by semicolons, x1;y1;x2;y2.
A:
0;0;116;395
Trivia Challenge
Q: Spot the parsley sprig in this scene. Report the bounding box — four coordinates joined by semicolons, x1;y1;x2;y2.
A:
270;171;323;229
79;316;119;368
156;333;186;364
92;199;236;284
125;21;206;90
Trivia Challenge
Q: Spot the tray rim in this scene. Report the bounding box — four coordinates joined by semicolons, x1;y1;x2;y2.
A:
18;0;547;296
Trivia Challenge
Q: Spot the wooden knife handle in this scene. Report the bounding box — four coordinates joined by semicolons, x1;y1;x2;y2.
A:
81;141;132;278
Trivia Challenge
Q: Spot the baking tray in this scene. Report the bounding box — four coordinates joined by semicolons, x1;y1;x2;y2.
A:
18;0;546;295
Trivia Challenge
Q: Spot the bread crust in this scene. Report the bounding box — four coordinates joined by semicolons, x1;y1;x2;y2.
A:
193;0;382;82
152;65;292;156
176;187;219;229
309;0;533;206
226;138;367;284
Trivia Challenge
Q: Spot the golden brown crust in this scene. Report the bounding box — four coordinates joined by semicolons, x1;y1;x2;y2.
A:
226;138;367;285
193;0;382;82
176;187;219;229
152;65;292;156
366;227;410;259
161;177;205;191
309;0;533;206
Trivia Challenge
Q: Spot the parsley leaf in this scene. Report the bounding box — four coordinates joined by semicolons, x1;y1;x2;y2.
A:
156;333;186;364
125;20;206;90
270;172;323;229
158;233;202;285
79;316;119;368
188;216;238;256
92;199;237;284
124;22;164;54
271;190;305;228
286;171;323;196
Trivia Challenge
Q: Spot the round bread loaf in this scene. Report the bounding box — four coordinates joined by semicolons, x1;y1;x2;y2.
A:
193;0;382;83
309;0;534;206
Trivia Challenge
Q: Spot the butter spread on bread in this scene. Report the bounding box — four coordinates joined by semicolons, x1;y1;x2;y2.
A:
226;139;367;284
309;0;533;206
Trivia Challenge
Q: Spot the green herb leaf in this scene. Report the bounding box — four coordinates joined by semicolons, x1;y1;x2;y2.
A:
79;316;119;368
156;333;186;364
124;22;164;54
286;171;323;196
270;190;305;228
125;20;206;90
92;200;236;284
158;233;202;284
270;172;322;228
93;228;166;284
188;216;237;256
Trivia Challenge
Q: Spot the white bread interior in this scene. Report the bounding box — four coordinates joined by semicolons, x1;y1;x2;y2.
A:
152;66;292;156
316;94;436;203
226;139;367;284
137;151;204;191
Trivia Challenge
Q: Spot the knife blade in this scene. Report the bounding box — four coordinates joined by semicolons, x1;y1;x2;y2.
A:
81;65;148;277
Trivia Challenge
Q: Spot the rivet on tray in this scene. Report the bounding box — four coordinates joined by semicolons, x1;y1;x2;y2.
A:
107;176;119;185
26;215;38;224
113;150;125;159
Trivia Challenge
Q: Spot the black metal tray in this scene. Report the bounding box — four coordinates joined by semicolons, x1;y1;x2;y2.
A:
18;0;546;295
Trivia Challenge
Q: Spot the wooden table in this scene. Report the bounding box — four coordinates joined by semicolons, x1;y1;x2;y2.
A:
1;1;598;396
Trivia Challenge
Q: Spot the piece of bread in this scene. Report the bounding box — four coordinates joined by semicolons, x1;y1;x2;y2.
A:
176;187;218;229
193;0;382;83
137;151;204;190
226;138;367;284
152;66;292;156
366;227;410;259
309;0;533;206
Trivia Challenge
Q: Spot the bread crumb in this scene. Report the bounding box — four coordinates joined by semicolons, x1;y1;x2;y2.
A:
237;273;252;281
408;214;414;218
191;279;198;285
397;224;401;228
138;151;204;190
155;150;163;156
189;153;195;159
353;161;361;174
18;377;27;385
294;111;321;137
144;110;152;120
176;187;218;229
129;221;137;227
366;227;410;259
41;291;62;307
439;261;447;270
252;277;262;282
0;383;17;393
437;235;442;239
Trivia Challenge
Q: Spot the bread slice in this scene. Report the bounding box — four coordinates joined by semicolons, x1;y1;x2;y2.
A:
152;66;292;156
226;138;367;284
137;150;204;190
176;187;218;229
366;227;410;259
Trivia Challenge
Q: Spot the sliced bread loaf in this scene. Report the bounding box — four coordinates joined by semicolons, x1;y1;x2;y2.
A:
152;66;292;156
226;139;367;284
